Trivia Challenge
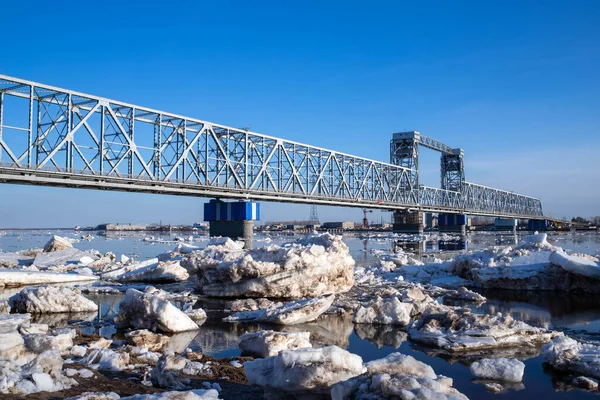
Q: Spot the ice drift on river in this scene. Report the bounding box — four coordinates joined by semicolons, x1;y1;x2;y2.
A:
331;352;467;400
185;232;354;299
377;232;600;293
244;345;364;398
549;250;600;280
543;336;600;379
114;288;199;333
10;285;98;314
0;349;78;395
33;248;100;269
409;302;561;353
224;295;334;325
353;296;413;326
0;270;98;288
119;389;221;400
239;330;312;357
104;259;189;283
43;235;73;252
470;358;525;382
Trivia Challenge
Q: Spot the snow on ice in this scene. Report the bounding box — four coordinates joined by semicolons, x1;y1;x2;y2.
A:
186;232;354;299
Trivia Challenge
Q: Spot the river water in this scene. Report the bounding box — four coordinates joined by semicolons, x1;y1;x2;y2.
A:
1;229;600;399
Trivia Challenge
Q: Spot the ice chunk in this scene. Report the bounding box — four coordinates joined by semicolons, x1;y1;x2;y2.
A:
184;308;207;325
353;296;413;326
549;250;600;280
224;295;334;325
187;232;354;299
107;260;189;283
24;330;74;354
174;243;200;254
0;251;34;268
0;270;98;288
0;313;31;334
43;235;73;252
65;393;120;400
34;248;99;268
114;289;199;333
239;330;311;357
10;285;98;313
0;331;25;352
125;329;170;352
573;376;599;390
101;258;158;280
82;348;130;371
410;303;561;353
365;352;436;378
245;345;364;397
520;233;552;248
119;389;221;399
470;358;525;382
543;336;600;379
331;352;467;400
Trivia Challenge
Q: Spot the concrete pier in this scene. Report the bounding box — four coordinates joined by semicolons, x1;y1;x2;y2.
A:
392;210;424;234
438;213;467;235
528;219;548;231
494;217;517;232
209;220;254;239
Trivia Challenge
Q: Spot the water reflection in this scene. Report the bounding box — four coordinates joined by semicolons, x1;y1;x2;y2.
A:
354;324;408;348
31;311;96;327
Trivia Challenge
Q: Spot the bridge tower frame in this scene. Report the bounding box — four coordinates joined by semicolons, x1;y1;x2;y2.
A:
390;131;419;187
440;149;465;191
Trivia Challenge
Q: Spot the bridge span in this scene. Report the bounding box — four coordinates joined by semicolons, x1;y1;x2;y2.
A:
0;74;543;224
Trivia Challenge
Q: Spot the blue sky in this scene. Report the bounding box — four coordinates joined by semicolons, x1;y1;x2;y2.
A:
0;0;599;227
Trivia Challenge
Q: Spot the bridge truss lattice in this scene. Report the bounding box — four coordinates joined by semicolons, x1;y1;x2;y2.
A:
0;75;543;218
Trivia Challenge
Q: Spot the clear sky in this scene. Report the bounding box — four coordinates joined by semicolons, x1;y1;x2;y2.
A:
0;0;599;227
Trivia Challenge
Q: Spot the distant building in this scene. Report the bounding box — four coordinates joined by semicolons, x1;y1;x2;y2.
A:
193;222;208;230
322;221;355;230
286;224;306;231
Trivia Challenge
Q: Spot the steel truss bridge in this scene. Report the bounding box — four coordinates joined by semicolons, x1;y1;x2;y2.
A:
0;75;543;219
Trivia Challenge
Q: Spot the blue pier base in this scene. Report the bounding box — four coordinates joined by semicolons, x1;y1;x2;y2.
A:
204;199;260;239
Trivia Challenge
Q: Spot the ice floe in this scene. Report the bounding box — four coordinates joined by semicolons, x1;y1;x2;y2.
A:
353;296;413;326
409;302;561;353
224;295;334;325
549;250;600;280
244;345;364;398
10;285;98;313
186;232;354;299
239;330;312;357
105;260;189;283
470;357;525;382
114;288;199;333
0;270;98;288
331;352;467;400
543;336;600;379
43;235;73;252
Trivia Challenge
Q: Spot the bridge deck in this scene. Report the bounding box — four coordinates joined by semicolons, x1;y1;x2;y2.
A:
0;74;544;219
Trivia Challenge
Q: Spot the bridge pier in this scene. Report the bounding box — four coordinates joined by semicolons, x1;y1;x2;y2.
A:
438;213;468;235
494;217;517;232
203;199;259;240
528;219;549;231
392;210;424;234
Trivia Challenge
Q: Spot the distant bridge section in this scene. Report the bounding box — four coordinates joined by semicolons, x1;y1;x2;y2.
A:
0;74;543;218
